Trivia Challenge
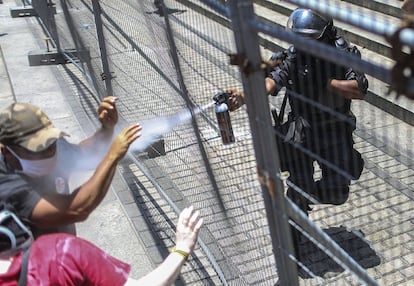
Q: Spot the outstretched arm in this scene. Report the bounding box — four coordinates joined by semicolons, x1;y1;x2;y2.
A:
125;206;203;286
327;79;366;100
226;77;280;112
29;124;142;228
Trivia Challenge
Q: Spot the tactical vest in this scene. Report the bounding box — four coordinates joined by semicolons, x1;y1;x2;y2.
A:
282;37;355;124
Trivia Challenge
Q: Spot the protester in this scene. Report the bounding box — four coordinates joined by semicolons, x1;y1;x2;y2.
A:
0;205;203;286
0;98;142;237
226;8;368;256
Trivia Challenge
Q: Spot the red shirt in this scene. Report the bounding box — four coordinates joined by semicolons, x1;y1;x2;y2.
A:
0;233;131;286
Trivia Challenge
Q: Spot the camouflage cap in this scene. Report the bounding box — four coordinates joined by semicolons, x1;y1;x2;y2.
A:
0;103;65;152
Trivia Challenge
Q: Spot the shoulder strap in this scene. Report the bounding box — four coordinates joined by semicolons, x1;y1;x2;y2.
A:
271;93;288;127
278;94;288;124
18;246;31;286
270;47;293;127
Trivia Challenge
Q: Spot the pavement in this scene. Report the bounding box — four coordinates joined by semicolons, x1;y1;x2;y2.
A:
0;0;154;279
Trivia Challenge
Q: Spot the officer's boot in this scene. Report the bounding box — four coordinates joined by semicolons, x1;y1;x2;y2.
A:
287;188;311;260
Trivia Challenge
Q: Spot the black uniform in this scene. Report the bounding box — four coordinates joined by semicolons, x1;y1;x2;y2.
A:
268;37;368;211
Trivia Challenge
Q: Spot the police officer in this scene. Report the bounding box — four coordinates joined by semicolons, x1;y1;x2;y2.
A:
226;8;368;256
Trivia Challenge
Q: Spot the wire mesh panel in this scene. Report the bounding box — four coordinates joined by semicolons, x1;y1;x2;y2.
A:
54;0;107;98
36;0;414;285
227;0;414;285
162;0;287;284
56;0;264;284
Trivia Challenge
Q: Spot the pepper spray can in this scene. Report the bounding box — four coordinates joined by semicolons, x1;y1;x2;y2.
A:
213;92;235;145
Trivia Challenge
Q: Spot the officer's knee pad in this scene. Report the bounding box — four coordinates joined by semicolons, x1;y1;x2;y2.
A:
286;187;312;213
313;181;349;205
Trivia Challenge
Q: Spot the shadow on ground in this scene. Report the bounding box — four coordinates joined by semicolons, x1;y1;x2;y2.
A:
298;226;381;279
147;1;186;17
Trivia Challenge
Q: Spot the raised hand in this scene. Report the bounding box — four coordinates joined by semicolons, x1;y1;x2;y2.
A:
174;206;203;254
98;96;119;130
225;88;245;111
108;123;142;161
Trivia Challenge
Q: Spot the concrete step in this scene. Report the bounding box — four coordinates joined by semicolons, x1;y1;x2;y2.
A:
342;0;402;19
254;0;402;59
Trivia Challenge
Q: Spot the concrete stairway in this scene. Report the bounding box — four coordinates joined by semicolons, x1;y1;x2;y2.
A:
177;0;413;125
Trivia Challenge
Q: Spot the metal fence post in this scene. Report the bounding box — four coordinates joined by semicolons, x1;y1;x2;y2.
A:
91;0;113;97
30;0;59;49
227;0;299;284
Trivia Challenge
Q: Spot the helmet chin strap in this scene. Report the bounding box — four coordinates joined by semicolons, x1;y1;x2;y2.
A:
320;24;337;41
318;34;331;44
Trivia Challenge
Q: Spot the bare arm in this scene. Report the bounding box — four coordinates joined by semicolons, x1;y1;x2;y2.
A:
327;79;366;100
125;206;203;286
29;124;142;228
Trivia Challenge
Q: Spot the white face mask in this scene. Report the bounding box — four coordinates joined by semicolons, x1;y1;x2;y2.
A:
6;147;58;177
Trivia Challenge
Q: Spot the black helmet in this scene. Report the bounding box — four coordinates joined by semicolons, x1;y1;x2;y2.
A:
286;8;334;39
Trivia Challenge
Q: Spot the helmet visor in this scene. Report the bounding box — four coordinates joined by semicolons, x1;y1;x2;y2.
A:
286;9;330;39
